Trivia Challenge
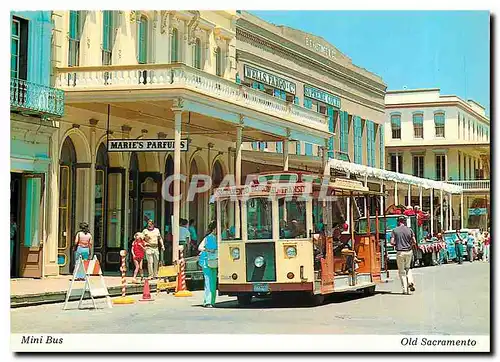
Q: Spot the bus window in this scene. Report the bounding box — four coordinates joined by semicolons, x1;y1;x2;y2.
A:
312;199;324;233
247;198;273;240
278;198;307;239
220;200;241;241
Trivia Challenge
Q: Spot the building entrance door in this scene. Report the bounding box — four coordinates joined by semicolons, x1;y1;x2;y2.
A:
18;173;45;278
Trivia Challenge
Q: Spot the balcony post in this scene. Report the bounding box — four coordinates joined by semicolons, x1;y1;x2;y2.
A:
448;193;453;230
235;123;243;239
364;174;368;217
419;186;423;209
283;134;290;171
394;182;398;206
380;181;384;217
440;189;444;232
407;184;411;207
460;192;464;229
171;100;183;263
346;172;351;229
430;189;434;235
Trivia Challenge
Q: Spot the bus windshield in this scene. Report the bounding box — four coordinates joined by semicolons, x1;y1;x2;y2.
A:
278;198;307;239
220;200;241;241
247;197;273;240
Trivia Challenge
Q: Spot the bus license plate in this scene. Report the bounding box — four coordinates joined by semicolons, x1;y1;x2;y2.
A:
253;283;269;292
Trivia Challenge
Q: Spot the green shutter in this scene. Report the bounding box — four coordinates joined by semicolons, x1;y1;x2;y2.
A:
24;177;41;247
354;116;362;164
379;124;384;169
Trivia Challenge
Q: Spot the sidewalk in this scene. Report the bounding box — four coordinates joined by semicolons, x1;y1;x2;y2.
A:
10;276;161;308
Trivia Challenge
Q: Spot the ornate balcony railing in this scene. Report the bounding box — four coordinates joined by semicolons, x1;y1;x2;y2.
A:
10;78;65;117
448;180;490;191
55;63;328;132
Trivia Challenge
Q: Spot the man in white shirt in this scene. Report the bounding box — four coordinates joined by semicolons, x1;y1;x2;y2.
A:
142;219;164;279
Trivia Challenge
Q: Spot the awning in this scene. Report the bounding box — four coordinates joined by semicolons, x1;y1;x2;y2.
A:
327;158;463;194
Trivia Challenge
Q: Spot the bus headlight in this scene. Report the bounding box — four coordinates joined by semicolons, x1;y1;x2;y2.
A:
230;247;240;260
286;246;297;258
254;256;265;268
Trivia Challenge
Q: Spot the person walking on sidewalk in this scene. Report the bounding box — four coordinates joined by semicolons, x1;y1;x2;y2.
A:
198;222;218;308
131;232;146;283
74;222;93;280
454;229;464;265
390;216;416;295
466;231;475;263
143;219;165;279
483;231;490;262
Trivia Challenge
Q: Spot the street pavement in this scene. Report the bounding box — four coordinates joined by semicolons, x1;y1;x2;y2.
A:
10;261;489;335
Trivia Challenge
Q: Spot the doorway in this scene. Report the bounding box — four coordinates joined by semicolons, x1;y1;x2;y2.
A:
11;172;45;278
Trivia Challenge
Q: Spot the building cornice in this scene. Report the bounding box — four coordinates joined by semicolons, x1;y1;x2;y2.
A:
237;49;385;115
236;25;386;96
385;101;490;124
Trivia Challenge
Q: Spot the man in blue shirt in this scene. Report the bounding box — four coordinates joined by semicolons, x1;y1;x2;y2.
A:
466;231;475;262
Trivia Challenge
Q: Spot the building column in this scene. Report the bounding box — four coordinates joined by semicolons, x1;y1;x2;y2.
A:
440;189;444;232
430;189;434;235
460;192;464;229
46;128;61;276
346;172;350;228
88;121;98;244
172;101;183;263
122;125;132;247
364;175;368;216
380;181;384;216
394;182;398;206
235;125;242;239
283;138;289;171
445;153;449;181
448;193;453;230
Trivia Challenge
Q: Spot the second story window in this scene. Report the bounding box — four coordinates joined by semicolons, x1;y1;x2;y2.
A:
435;154;446;181
434;112;445;138
69;10;83;67
391;114;401;139
102;10;113;65
413;113;423;139
390;154;403;173
11;17;28;80
215;46;223;77
353;116;362;164
412;155;424;178
137;15;148;64
193;38;202;69
171;28;178;62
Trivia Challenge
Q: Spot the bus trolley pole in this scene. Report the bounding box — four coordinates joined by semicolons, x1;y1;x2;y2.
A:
350;193;355;286
366;195;372;275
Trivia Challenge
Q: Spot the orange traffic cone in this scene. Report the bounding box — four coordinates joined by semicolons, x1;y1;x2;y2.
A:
174;246;193;297
139;279;154;302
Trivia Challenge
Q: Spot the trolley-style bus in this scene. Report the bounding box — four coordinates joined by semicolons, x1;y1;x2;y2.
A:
213;171;385;306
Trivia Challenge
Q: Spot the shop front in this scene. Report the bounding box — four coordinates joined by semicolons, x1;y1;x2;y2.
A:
11;117;55;278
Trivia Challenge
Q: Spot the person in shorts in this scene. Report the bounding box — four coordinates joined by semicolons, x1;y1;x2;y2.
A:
131;232;145;283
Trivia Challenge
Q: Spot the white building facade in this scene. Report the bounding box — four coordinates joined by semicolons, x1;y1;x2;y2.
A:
385;88;490;231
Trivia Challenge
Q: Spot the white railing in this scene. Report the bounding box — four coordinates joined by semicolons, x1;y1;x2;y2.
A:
448;180;490;191
56;63;328;131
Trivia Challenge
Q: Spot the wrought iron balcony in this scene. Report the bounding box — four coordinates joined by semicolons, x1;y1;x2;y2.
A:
10;78;65;117
448;180;490;191
55;63;328;132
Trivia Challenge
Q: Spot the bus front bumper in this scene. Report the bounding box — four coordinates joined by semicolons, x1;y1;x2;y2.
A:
218;282;314;295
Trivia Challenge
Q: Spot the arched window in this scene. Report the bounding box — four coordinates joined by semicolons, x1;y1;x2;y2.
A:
137;15;148;64
215;46;223;76
102;10;113;65
412;112;423;139
94;143;108;254
390;113;401;139
193;38;202;69
171;28;178;62
212;160;224;188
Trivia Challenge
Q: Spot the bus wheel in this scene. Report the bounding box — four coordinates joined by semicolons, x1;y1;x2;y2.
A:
363;286;376;297
237;294;252;306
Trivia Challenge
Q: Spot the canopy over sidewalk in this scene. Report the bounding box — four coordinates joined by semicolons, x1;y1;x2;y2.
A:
327;159;463;194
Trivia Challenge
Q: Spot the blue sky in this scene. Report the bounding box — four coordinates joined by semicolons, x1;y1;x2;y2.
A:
250;11;490;116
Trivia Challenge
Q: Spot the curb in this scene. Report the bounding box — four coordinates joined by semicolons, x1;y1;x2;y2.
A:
10;283;158;309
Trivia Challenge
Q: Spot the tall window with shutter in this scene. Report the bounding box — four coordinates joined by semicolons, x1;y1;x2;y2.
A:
193;38;202;69
171;28;178;62
69;11;83;67
353;116;362;164
434;112;445;138
102;11;113;65
366;121;375;167
391;114;401;139
338;111;349;161
137;16;148;64
413;113;423;139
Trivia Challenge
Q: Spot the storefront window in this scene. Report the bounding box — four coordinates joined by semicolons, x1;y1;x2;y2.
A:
106;173;122;248
58;166;69;249
278;199;307;239
247;197;272;240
